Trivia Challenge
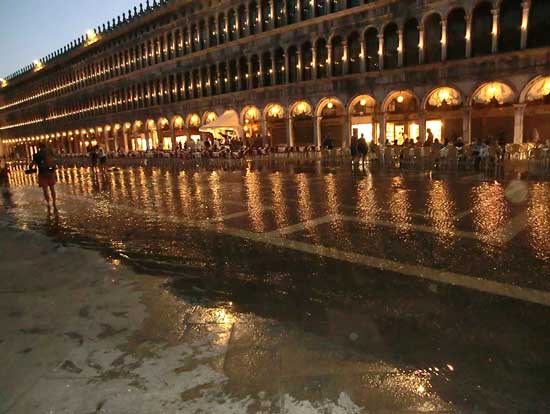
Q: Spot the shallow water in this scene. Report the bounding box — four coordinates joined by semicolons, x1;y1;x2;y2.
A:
2;161;550;413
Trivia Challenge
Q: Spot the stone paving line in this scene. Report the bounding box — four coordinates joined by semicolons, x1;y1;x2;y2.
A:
19;190;547;308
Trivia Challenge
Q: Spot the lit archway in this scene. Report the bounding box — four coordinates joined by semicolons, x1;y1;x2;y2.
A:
187;113;201;142
132;120;146;151
521;76;550;143
264;103;286;146
171;115;186;149
382;91;419;144
241;106;261;144
349;95;377;143
290;101;314;147
470;82;516;143
316;97;346;148
146;119;158;149
157;117;171;150
423;87;463;143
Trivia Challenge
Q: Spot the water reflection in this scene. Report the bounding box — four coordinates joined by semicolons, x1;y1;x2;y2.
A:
269;172;289;229
389;176;412;241
528;183;550;260
427;180;456;248
471;182;509;251
294;173;320;242
244;168;265;232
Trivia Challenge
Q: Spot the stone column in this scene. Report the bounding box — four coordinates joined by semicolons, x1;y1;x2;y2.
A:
513;104;526;144
247;56;254;89
297;50;303;81
342;114;351;149
397;30;404;67
286;115;294;147
418;25;425;64
258;54;264;87
342;41;349;74
260;117;268;145
377;34;384;70
462;107;472;144
271;49;277;84
284;50;290;83
311;46;317;79
327;45;333;77
441;18;448;61
418;112;426;144
104;129;110;152
245;4;251;36
521;0;530;50
378;113;387;144
314;116;321;148
491;8;500;53
257;2;263;32
360;38;367;72
465;15;472;58
170;125;177;150
269;0;275;29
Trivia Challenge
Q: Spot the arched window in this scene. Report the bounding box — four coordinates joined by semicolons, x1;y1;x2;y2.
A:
287;0;298;24
228;10;237;41
365;27;379;71
238;5;248;36
262;51;272;86
218;63;227;94
472;2;493;56
251;55;260;88
274;48;285;84
199;20;207;49
316;38;328;78
288;46;298;82
301;42;313;81
425;13;442;63
348;32;361;74
403;18;419;67
239;57;248;90
209;17;218;47
331;35;344;76
528;0;550;48
315;0;326;16
249;1;259;34
447;8;466;60
275;0;284;28
499;0;522;52
228;59;238;92
262;0;271;30
383;23;399;69
301;0;312;20
218;14;226;44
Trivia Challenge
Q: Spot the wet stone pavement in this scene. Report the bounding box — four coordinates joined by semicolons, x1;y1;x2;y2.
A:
1;160;550;413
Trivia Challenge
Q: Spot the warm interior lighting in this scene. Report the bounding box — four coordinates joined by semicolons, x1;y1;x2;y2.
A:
0;78;7;88
360;99;367;106
327;102;334;109
33;60;44;71
397;95;404;104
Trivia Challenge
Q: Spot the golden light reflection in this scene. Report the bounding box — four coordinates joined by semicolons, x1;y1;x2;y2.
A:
471;182;509;250
269;172;289;229
178;171;193;219
427;180;456;247
527;183;550;260
244;169;265;233
356;174;380;222
295;173;320;242
209;171;224;226
389;177;412;240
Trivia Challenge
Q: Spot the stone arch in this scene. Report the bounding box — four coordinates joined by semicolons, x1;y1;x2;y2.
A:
201;111;218;125
264;103;286;147
171;115;185;130
382;90;420;113
186;113;201;129
422;86;464;110
519;75;550;103
316;97;347;148
469;81;517;106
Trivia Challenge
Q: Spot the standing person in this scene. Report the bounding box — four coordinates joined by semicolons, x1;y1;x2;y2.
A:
425;128;434;147
0;159;9;193
98;145;107;172
89;145;98;172
497;131;507;161
32;143;58;210
350;133;359;164
357;134;368;166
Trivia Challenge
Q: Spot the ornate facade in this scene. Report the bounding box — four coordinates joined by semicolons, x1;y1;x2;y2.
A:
1;0;550;157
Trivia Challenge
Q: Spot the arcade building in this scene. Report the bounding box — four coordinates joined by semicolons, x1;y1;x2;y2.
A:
1;0;550;158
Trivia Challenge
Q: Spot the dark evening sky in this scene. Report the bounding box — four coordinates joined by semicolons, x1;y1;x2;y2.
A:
0;0;140;78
